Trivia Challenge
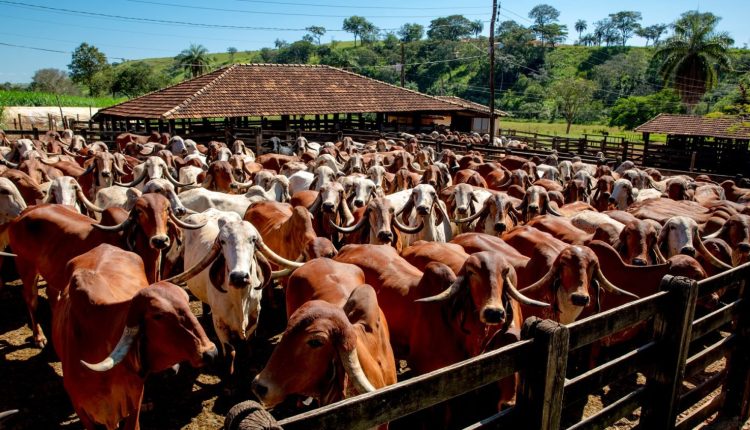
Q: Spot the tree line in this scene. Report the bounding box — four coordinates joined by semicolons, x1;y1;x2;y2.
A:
3;4;749;132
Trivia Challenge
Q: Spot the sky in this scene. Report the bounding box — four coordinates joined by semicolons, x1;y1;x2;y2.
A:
0;0;748;83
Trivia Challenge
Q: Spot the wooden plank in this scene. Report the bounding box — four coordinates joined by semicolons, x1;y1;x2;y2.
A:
678;368;727;412
721;268;750;422
277;339;533;430
697;262;750;298
567;291;667;351
566;387;645;430
685;334;735;378
517;318;570;430
640;276;699;428
675;392;725;430
563;341;656;407
463;406;515;429
690;299;741;342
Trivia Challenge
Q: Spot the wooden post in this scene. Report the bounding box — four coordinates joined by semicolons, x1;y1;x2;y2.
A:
721;267;750;421
488;0;498;146
621;139;629;162
689;151;697;172
643;133;650;166
32;127;39;140
17;114;23;131
400;43;406;87
640;275;699;428
518;317;569;430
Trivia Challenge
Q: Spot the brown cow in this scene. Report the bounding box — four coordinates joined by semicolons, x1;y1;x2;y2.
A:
1;169;44;205
306;181;355;248
52;244;216;430
329;197;422;252
704;214;750;266
453;169;488;188
202;160;250;193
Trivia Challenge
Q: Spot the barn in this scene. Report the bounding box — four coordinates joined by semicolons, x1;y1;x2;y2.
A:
92;63;505;142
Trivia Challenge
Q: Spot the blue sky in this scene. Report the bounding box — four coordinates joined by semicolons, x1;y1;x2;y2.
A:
0;0;748;83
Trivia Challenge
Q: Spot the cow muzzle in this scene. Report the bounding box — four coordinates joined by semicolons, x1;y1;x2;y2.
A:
494;222;506;233
150;235;171;249
229;271;251;287
377;230;393;243
456;206;468;215
632;257;647;266
416;205;430;215
322;202;335;213
101;170;111;178
680;246;696;257
201;345;219;366
570;293;590;307
481;306;505;325
354;199;365;208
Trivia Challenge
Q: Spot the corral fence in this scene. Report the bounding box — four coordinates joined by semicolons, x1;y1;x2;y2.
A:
229;262;750;430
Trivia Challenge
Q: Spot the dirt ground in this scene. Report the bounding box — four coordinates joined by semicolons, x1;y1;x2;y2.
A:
0;281;746;430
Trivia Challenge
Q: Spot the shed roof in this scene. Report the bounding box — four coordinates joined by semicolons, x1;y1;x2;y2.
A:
95;64;472;120
435;96;510;117
635;113;750;140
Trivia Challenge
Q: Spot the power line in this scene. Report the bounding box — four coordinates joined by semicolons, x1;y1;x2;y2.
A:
233;0;489;10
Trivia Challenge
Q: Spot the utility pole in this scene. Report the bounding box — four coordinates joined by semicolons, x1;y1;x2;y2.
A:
400;43;406;87
489;0;499;143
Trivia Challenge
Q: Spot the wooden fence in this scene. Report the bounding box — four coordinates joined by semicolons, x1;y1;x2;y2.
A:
229;262;750;430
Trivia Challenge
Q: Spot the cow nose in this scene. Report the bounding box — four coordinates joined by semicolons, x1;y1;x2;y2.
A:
528;205;539;212
377;231;393;243
202;345;219;366
608;197;616;203
632;257;647;266
229;271;250;286
738;243;750;252
417;205;430;215
150;235;170;249
322;202;335;212
174;206;187;217
494;222;506;233
101;171;111;178
354;199;364;208
252;378;268;398
481;307;505;324
456;206;468;215
571;293;590;306
681;246;696;257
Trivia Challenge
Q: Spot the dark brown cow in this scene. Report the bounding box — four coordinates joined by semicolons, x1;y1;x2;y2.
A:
1;169;44;205
704;214;750;266
453;169;488;188
52;244;216;430
516;185;562;223
256;154;300;172
19;158;64;184
202;161;249;193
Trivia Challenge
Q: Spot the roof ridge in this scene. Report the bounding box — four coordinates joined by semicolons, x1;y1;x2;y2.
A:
164;65;237;118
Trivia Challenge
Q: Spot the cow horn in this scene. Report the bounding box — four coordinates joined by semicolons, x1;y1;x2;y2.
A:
165;239;222;285
115;169;147;188
76;188;105;213
329;216;367;233
0;410;18;420
91;217;132;232
696;236;733;270
0;158;18;168
164;169;194;187
433;200;451;226
40;157;61;165
80;325;139;372
113;157;128;176
271;267;294;279
544;199;562;217
139;145;156;156
410;163;425;174
653;244;667;264
521;262;558;293
504;274;550;307
168;211;206;230
415;276;462;303
454;204;487;224
0;251;17;257
255;239;304;268
595;266;639;298
701;229;722;240
392;217;424;234
338;346;376;394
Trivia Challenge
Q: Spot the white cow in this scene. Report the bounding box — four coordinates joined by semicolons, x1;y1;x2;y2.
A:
569;210;625;236
398;184;452;246
43;176;103;215
179;176;289;217
0;177;27;224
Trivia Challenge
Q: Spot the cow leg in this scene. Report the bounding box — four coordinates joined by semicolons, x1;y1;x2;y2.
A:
72;407;98;430
18;261;44;347
123;391;143;430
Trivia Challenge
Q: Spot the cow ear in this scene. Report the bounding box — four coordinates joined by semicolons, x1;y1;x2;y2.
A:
209;253;226;290
255;252;273;289
343;284;380;332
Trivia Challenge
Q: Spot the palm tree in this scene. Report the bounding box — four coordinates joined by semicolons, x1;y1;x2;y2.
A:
175;44;211;78
653;11;733;109
575;19;587;40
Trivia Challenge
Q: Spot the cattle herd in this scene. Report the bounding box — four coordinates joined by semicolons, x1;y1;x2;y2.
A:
0;127;748;429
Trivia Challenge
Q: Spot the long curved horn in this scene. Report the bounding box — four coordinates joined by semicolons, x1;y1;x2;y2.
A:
77;162;96;177
80;325;139;372
543;198;562;217
168;211;206;230
504;274;550;307
0;158;19;169
113;157;128;176
91;217;132;232
410;163;425;174
0;251;17;257
76;188;105;212
415;276;462;303
520;261;558;293
270;267;294;279
0;410;18;420
595;266;639;299
164;168;195;187
255;239;304;268
433;200;451;226
338;345;376;394
329;216;367;233
697;236;733;270
392;217;424;234
139;145;156;156
702;229;723;240
653;243;667;264
115;168;147;188
164;239;222;285
453;202;488;224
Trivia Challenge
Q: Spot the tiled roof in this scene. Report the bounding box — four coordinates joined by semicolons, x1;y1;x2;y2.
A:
435;96;510;116
635;113;750;140
95;64;469;119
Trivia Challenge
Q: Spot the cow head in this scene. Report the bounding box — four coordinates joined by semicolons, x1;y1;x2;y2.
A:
703;214;750;266
81;281;218;374
0;177;27;223
116;157;191;189
330;197;423;247
609;179;636;210
515;185;561;223
349;177;378;209
562;179;590;204
657;216;732;271
366;165;386;192
521;246;636;324
43;176;104;214
343;153;364;174
253;285;378;407
401;184;450;227
666;177;692;201
455;193;519;235
558;160;573;182
389;168;417;193
592;175;615;211
310;165;338;191
420;165;451;192
616;220;665;266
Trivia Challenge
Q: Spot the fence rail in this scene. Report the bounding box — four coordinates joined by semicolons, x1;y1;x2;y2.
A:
232;262;750;430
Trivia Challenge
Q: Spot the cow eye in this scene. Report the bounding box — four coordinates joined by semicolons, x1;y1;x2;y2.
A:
152;313;164;321
307;338;325;348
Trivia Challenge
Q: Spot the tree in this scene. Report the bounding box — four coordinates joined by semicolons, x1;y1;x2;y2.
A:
575;20;587;40
174;44;211;78
427;15;474;41
68;43;108;95
579;34;597;46
227;47;238;63
609;89;683;129
274;39;288;49
654;11;733;109
398;23;424;42
470;20;484;38
528;4;566;47
550;77;597;133
305;26;326;45
276;40;315;64
30;68;79;95
112;61;164;97
637;24;668;46
609;11;642;46
343;16;378;46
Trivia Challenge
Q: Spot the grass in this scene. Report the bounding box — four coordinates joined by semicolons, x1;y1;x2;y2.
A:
499;120;666;142
0;90;126;108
